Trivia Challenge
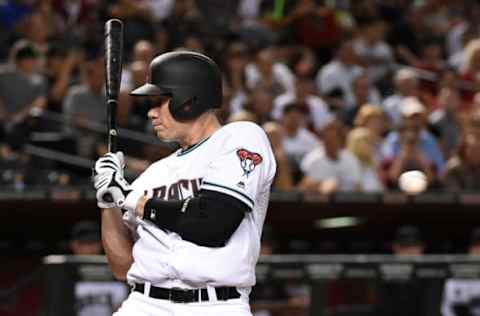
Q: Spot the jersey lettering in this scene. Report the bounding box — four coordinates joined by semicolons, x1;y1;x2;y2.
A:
150;178;203;201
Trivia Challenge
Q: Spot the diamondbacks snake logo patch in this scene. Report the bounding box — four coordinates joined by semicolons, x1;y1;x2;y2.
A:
236;149;262;177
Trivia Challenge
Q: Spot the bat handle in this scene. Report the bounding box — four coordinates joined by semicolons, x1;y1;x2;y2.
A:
108;128;118;153
107;99;118;152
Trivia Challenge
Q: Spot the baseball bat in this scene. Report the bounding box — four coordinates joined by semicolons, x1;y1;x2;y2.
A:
103;19;123;203
105;18;123;152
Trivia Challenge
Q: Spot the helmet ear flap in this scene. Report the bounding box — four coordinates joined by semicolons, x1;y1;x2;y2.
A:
170;97;199;121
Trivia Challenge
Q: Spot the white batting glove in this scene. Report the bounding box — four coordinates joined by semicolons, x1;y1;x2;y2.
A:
94;171;132;209
94;152;125;177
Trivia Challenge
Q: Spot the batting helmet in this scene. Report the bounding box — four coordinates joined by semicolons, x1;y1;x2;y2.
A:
130;51;223;121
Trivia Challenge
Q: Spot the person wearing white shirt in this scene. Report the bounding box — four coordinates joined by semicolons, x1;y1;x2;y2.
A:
280;103;320;167
299;118;361;194
273;77;332;131
315;40;364;110
353;19;394;84
245;47;296;96
346;127;383;192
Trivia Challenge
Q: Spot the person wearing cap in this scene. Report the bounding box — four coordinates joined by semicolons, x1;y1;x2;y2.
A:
392;225;425;256
0;42;47;149
70;220;103;255
69;221;129;316
381;97;445;180
376;225;430;316
382;68;419;126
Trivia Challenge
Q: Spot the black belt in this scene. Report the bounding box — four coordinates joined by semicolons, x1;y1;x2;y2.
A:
132;283;240;303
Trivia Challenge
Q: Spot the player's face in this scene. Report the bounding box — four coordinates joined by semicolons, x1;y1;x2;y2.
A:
147;96;186;141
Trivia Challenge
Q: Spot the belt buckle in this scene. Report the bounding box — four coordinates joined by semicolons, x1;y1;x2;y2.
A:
169;287;194;303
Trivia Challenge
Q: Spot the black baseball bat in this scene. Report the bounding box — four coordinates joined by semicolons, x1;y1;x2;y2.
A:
104;18;123;152
103;19;123;203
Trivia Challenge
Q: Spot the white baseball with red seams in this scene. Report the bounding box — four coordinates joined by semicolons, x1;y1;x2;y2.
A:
114;121;276;316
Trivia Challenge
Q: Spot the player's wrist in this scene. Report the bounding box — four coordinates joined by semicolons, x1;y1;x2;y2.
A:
121;190;144;214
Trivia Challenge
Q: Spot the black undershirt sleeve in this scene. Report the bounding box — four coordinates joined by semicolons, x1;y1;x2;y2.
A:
142;190;251;247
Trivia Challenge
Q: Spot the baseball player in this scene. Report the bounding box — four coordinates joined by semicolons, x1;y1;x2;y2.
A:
93;51;276;316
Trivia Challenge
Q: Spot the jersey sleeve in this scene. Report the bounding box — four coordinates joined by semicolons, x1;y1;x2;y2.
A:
200;123;276;210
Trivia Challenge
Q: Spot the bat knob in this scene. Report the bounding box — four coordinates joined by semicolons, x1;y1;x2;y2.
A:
102;192;114;203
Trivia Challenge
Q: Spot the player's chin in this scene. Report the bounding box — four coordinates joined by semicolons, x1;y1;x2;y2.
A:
156;130;174;141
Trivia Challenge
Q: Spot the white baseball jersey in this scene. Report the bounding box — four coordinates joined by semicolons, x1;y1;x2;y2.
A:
123;121;276;290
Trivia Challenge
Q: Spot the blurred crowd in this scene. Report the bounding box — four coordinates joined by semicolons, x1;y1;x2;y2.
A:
1;0;480;193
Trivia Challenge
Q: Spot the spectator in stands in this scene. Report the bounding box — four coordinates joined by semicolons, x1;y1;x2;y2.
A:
472;92;480;115
69;220;128;316
283;0;346;64
468;228;480;256
70;220;102;255
279;103;320;182
353;18;394;86
388;5;431;67
383;68;419;126
459;39;480;102
346;127;383;192
263;121;294;191
315;39;364;111
382;97;445;177
444;131;480;191
376;225;433;316
245;46;296;96
124;61;149;131
120;40;156;93
429;87;462;159
0;1;34;59
246;85;275;125
161;0;207;50
392;225;425;256
288;47;318;79
105;0;159;54
381;123;437;190
341;74;382;127
222;41;250;116
16;11;52;68
51;0;101;46
0;42;47;150
44;45;83;115
273;76;332;131
354;104;387;162
299;117;362;194
63;55;105;159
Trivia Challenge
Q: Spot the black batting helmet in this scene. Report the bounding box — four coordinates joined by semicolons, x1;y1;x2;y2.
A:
130;51;223;121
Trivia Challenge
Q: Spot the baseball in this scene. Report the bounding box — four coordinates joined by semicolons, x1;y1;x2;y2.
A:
398;170;428;194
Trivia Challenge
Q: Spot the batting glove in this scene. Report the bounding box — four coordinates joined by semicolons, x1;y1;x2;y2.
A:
94;171;132;209
94;152;125;177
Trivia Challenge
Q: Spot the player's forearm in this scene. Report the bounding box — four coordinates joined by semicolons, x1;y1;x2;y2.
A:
101;208;134;280
139;190;248;247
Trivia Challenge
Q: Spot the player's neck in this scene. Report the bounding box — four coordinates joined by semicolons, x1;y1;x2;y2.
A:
179;113;221;148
